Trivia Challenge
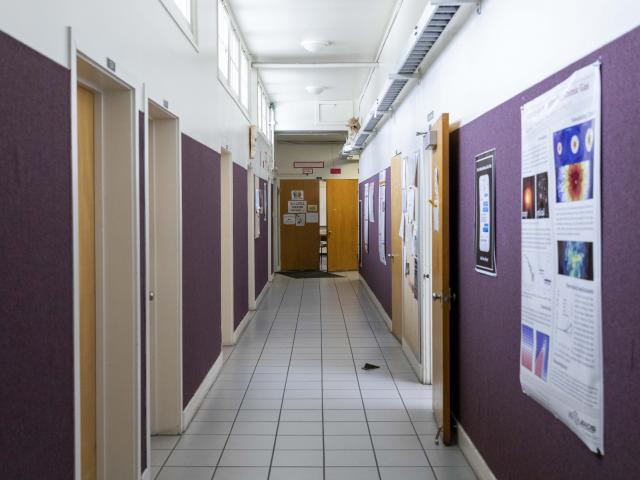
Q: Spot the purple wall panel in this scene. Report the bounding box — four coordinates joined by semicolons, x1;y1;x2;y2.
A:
451;27;640;479
233;163;249;328
138;111;147;473
254;178;269;299
181;135;221;405
359;169;392;316
0;31;74;479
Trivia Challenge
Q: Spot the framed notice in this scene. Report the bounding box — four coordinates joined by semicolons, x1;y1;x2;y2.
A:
474;149;497;275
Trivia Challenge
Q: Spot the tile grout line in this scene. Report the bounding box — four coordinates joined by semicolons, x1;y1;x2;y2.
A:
329;277;383;480
319;278;326;480
346;276;440;478
266;277;305;479
152;307;252;477
207;278;291;480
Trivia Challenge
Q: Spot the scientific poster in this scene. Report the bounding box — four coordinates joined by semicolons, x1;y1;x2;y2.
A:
368;182;375;222
378;170;386;265
254;177;261;239
474;149;497;275
520;63;603;453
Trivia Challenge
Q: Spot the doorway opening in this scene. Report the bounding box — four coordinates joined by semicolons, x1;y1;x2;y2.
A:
147;100;183;435
75;54;139;479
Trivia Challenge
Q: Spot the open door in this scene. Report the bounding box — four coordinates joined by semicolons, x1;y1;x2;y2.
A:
147;102;182;434
327;179;359;271
402;152;421;372
390;155;403;338
430;113;452;445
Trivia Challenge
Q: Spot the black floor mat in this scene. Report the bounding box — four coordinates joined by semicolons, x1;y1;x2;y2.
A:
278;271;343;279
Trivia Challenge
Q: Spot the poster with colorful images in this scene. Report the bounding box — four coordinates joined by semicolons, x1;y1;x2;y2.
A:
474;149;497;275
520;63;603;454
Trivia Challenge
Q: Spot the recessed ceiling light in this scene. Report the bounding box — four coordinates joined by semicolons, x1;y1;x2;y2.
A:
306;86;327;95
301;40;330;53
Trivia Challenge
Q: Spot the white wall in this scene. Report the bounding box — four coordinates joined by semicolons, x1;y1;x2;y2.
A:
276;100;353;132
0;0;272;178
275;141;359;179
357;0;640;180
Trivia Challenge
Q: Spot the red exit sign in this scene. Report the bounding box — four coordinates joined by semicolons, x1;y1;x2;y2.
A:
330;168;342;174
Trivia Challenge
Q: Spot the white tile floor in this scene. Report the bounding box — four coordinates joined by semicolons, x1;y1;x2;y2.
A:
151;273;476;480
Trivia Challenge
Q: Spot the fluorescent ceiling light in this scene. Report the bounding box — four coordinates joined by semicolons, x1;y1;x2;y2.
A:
301;40;330;53
305;86;327;95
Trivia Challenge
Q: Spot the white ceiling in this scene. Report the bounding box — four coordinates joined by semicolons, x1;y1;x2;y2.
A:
228;0;399;103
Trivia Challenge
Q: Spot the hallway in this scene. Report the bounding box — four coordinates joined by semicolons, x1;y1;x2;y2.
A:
150;274;474;480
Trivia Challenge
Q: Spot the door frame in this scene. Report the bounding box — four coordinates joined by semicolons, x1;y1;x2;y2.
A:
145;99;183;435
419;139;434;385
70;29;142;480
220;148;235;345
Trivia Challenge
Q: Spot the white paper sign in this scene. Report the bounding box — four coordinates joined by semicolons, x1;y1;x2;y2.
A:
295;213;306;226
306;212;319;223
291;190;304;200
520;63;603;454
288;200;307;213
378;170;387;265
283;214;296;225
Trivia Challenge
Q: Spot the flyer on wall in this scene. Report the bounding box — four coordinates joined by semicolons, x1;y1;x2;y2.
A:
378;170;386;265
474;149;497;275
364;183;369;253
520;63;603;454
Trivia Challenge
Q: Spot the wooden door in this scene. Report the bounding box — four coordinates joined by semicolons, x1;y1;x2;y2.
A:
280;180;320;271
327;179;358;271
78;85;97;480
431;113;452;445
390;155;403;338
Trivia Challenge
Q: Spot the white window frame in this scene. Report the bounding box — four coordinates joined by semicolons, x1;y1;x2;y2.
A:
217;0;251;121
159;0;199;50
256;79;272;144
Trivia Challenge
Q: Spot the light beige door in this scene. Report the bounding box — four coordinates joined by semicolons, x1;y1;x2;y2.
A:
78;85;97;480
403;154;420;363
390;155;403;338
431;113;452;445
327;179;359;271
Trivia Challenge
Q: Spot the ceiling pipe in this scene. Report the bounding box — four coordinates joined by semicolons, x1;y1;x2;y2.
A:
253;62;379;69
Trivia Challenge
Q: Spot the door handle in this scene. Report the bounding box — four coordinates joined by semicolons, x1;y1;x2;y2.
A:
432;292;442;301
149;291;155;301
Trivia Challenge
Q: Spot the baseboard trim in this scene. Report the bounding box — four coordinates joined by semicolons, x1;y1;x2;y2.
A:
233;309;255;344
457;422;497;480
254;281;268;307
181;353;224;429
359;274;392;331
402;340;423;382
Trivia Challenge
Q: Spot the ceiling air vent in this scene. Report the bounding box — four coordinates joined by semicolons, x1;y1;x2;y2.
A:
341;1;472;157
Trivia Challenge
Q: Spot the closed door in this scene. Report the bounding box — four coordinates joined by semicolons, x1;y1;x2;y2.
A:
327;179;359;271
430;113;452;445
280;179;319;271
78;85;97;480
390;155;403;338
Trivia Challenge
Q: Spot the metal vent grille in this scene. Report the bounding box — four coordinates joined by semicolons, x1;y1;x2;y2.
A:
341;3;463;156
